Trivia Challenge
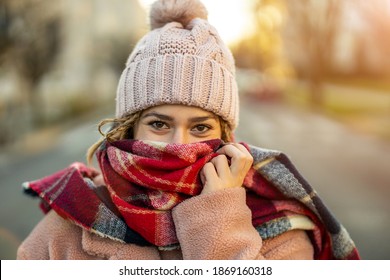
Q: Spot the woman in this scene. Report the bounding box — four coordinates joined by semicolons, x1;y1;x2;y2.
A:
17;0;359;260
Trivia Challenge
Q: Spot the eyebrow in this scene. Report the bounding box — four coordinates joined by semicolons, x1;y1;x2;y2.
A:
141;112;173;121
141;112;218;123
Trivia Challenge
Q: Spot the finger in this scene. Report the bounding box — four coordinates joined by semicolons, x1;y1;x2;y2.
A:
231;143;253;170
210;155;230;178
229;143;252;157
217;144;253;175
200;168;206;185
201;162;218;182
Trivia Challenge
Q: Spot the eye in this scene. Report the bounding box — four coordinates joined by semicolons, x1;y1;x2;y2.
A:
192;124;211;133
149;121;168;130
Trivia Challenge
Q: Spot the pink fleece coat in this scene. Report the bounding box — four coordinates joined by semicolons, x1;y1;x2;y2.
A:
17;187;314;260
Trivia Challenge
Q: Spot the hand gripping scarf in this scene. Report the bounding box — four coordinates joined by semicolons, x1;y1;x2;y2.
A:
23;139;360;259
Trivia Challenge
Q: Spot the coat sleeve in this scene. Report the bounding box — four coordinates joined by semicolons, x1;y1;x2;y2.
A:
172;187;314;260
16;211;99;260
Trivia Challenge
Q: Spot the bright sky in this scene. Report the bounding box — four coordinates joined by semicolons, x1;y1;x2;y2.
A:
138;0;253;45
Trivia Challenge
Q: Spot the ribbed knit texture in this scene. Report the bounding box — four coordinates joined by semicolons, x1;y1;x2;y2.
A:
116;9;239;129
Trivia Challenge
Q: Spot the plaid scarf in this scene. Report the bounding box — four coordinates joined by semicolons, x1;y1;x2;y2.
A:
23;139;360;259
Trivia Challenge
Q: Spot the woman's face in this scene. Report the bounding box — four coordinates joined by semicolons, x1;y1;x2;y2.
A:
134;104;222;144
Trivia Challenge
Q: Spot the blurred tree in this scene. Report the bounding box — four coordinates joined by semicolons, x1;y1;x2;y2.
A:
0;0;12;62
354;0;390;77
283;0;343;108
0;0;62;127
232;0;288;77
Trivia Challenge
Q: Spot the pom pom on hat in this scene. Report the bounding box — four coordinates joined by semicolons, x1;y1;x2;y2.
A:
116;0;239;130
150;0;208;30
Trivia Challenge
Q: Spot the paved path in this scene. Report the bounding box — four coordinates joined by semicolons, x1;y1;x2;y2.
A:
1;100;389;259
236;100;390;260
0;117;103;259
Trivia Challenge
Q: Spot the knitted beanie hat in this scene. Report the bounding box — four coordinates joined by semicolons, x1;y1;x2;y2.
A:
116;0;239;129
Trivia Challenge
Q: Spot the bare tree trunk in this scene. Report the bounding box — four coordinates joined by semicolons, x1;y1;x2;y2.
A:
284;0;342;109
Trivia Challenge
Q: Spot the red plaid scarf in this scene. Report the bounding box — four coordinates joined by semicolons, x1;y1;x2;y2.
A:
23;139;360;259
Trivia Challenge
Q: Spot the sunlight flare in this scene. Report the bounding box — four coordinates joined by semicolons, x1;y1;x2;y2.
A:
138;0;253;45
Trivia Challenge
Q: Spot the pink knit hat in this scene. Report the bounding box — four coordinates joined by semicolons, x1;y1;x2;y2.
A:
116;0;239;129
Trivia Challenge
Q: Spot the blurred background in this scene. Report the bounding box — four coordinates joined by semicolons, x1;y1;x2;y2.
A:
0;0;389;259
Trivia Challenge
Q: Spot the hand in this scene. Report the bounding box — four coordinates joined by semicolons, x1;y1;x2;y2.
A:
200;143;253;195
